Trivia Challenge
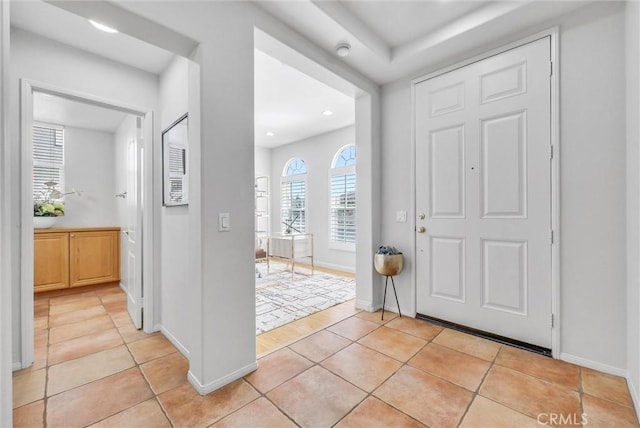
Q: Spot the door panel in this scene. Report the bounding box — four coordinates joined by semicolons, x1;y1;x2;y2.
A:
430;126;465;218
125;118;143;329
416;37;552;348
480;111;526;218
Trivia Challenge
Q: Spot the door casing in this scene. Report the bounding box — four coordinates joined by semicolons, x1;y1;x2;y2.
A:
19;79;156;368
410;28;561;357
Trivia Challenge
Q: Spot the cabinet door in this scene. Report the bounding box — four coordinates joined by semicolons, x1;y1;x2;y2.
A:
34;232;70;292
69;230;120;287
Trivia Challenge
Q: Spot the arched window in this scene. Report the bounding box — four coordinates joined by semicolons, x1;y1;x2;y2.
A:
330;145;356;247
281;158;307;233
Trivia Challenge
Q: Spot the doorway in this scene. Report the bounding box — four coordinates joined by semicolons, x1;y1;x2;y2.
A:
414;36;556;349
19;81;154;368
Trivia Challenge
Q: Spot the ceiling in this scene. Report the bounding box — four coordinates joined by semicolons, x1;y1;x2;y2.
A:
257;0;593;84
11;0;594;145
255;49;354;148
10;0;174;75
33;92;128;133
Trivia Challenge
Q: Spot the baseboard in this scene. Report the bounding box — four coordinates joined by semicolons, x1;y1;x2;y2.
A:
355;300;381;312
313;261;355;274
160;325;190;358
626;373;640;423
560;353;627;377
187;361;258;395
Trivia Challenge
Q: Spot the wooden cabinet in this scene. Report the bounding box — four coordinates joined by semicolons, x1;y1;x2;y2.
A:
34;227;120;293
33;232;69;292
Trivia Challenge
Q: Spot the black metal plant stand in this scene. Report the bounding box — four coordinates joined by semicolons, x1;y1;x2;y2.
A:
381;275;401;321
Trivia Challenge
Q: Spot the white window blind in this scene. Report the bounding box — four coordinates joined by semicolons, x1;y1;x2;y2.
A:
330;173;356;244
33;124;64;200
281;179;306;233
167;144;187;204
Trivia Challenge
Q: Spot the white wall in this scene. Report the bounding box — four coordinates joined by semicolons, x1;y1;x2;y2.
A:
558;2;627;370
117;0;379;393
55;126;118;228
255;146;271;177
626;0;640;410
9;27;159;365
159;55;193;356
270;126;356;272
381;1;628;370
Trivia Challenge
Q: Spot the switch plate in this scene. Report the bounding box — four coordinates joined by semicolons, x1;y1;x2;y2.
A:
396;210;407;223
219;212;230;231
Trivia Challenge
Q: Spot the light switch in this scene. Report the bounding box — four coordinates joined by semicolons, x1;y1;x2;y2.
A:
396;210;407;223
219;212;230;231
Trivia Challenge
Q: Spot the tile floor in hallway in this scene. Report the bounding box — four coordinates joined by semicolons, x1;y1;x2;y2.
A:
13;283;640;427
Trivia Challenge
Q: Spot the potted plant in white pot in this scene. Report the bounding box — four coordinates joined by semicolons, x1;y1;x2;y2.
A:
34;181;65;229
374;245;403;319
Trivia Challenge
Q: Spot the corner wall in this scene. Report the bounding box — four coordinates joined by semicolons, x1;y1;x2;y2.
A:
380;1;628;371
158;55;193;356
55;126;118;228
626;0;640;411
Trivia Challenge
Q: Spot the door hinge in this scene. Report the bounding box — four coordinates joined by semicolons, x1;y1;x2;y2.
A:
549;61;553;77
550;145;554;159
551;313;555;328
550;229;554;244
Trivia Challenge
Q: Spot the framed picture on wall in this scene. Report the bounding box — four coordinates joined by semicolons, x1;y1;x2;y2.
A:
162;113;189;206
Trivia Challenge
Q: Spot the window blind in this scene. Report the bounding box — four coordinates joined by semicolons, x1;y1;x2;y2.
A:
167;144;187;204
281;179;306;233
33;125;64;200
330;173;356;244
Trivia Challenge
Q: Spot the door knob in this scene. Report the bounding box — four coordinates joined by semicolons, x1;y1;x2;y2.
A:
417;226;426;233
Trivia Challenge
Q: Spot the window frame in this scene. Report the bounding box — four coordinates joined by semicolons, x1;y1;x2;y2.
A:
280;158;308;234
329;145;356;251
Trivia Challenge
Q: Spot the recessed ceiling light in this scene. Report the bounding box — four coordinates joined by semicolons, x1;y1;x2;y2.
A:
322;110;333;116
266;132;275;137
89;19;119;34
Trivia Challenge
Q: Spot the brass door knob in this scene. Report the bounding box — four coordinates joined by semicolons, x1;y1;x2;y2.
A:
417;226;426;233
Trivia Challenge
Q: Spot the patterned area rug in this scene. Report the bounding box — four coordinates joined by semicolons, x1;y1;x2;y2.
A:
255;263;355;334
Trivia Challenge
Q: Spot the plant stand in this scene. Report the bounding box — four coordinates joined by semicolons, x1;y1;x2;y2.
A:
382;275;402;321
374;252;404;321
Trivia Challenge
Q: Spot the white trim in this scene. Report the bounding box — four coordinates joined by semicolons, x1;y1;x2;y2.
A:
160;325;190;358
19;79;156;366
560;353;626;378
12;362;22;371
411;28;561;355
626;373;640;423
355;299;381;312
313;260;355;274
0;1;12;423
187;361;257;396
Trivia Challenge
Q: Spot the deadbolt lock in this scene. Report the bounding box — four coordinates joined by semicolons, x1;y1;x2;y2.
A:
417;226;426;233
418;212;426;220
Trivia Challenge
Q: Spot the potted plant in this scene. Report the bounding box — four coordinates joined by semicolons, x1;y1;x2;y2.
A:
34;181;65;229
374;245;403;276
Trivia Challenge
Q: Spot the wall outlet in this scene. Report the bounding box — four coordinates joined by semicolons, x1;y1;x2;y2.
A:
396;210;407;223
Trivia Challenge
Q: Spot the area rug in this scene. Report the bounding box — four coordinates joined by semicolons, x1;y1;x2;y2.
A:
255;263;355;334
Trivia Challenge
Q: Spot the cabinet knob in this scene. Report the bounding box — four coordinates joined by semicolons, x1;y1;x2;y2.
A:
70;234;75;238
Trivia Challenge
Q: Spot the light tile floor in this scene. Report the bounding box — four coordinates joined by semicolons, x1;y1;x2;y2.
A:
13;284;639;427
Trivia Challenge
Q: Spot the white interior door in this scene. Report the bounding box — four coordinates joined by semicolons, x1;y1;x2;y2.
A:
124;118;143;329
415;37;552;348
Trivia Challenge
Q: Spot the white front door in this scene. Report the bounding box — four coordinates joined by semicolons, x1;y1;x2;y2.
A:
415;37;552;348
124;118;144;328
